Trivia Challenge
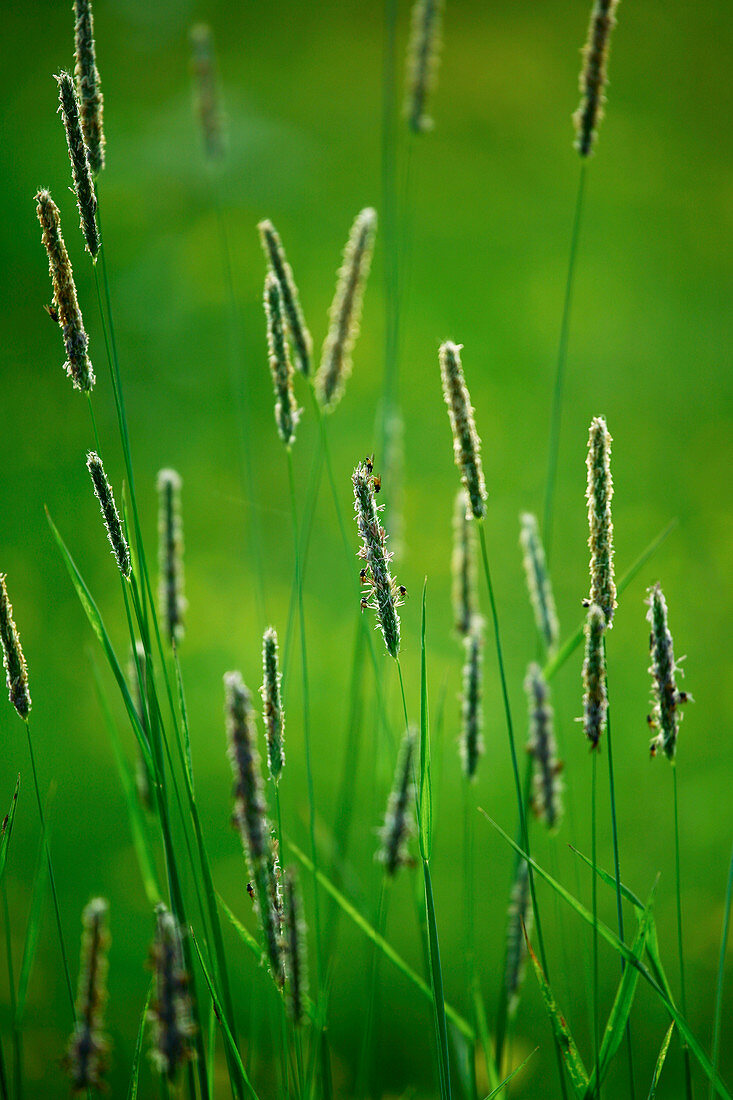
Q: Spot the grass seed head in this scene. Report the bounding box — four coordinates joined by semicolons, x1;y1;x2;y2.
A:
55;71;100;257
404;0;444;134
86;451;131;579
647;583;690;761
148;904;195;1080
260;627;285;783
35;189;95;392
520;512;559;653
129;641;153;811
264;272;301;447
283;867;308;1026
258;219;312;376
585;416;617;626
189;24;226;161
505;859;533;1020
525;663;563;831
157;469;185;645
65;897;110;1093
440;341;487;520
377;726;416;876
460;619;484;781
73;0;105;174
574;0;621;157
582;603;607;750
316;207;377;410
0;574;31;720
352;460;403;659
452;489;477;638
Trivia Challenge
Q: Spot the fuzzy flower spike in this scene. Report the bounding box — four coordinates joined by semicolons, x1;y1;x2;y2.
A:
190;24;226;161
258;219;312;376
585;416;617;626
283;868;308;1026
452;488;477;638
157;469;186;645
520;512;559;654
260;626;285;782
581;604;607;750
525;663;563;830
377;726;416;875
55;71;100;257
87;452;131;578
0;574;31;720
264;272;301;447
440;341;487;520
352;459;404;659
460;619;484;781
647;584;690;760
73;0;105;173
65;898;110;1093
36;189;95;392
574;0;621;156
149;904;195;1079
404;0;444;133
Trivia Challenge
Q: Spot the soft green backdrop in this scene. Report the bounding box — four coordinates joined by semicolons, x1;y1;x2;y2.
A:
0;0;731;1096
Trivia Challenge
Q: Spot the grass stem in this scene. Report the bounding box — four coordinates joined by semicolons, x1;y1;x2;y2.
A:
709;841;733;1100
592;748;600;1100
673;763;694;1100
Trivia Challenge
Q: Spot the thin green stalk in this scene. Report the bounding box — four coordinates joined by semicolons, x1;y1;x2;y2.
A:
22;719;74;1020
709;841;733;1100
2;884;18;1100
542;163;587;561
592;750;600;1100
357;880;388;1098
673;763;694;1100
378;0;400;461
463;781;478;1100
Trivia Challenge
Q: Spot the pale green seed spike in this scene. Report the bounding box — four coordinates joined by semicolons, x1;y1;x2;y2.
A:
264;272;301;447
377;726;416;876
404;0;444;134
452;489;477;638
64;898;110;1092
585;416;617;626
55;71;99;257
520;512;559;653
189;24;226;162
440;341;487;519
74;0;105;174
316;208;377;410
573;0;621;157
86;451;131;579
283;868;308;1026
149;904;195;1080
352;460;404;659
646;583;690;761
258;219;312;376
460;619;484;781
0;574;31;720
581;604;607;750
157;469;186;645
525;662;563;831
260;627;285;782
505;859;532;1020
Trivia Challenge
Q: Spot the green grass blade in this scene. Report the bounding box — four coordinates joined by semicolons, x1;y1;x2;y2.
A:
126;980;153;1100
0;777;20;884
288;839;474;1041
710;842;733;1100
647;1023;675;1100
423;860;451;1100
15;835;48;1022
419;579;432;862
483;1047;538;1099
524;928;589;1097
473;985;501;1094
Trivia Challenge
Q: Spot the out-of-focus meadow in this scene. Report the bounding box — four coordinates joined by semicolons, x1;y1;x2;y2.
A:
0;0;731;1096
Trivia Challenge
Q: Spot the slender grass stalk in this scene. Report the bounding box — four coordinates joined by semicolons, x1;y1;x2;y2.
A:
709;841;733;1100
2;884;19;1100
356;880;389;1098
592;750;600;1100
673;764;694;1100
462;780;478;1100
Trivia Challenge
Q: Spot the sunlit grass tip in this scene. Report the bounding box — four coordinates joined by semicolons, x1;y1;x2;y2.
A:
520;512;559;653
573;0;621;156
316;207;377;410
283;867;308;1025
585;415;617;627
264;272;301;447
148;904;195;1080
260;626;285;783
352;458;404;659
377;725;416;876
525;662;563;831
439;341;487;520
0;573;31;720
258;218;312;376
404;0;444;134
64;897;110;1093
73;0;105;174
505;859;533;1020
581;603;607;750
157;468;186;645
224;670;284;986
55;70;100;257
452;488;477;638
189;23;226;161
35;189;95;392
460;618;484;781
647;583;690;761
86;451;131;579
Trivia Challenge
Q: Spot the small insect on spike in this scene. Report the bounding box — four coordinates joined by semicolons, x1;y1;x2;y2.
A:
573;0;621;157
646;584;690;761
404;0;444;134
460;619;484;781
452;489;477;638
581;604;607;750
264;273;301;447
224;672;284;987
35;190;95;392
258;219;312;376
0;575;31;720
148;904;195;1080
189;24;226;162
86;452;131;579
73;0;105;174
520;513;559;654
585;416;617;627
157;469;186;646
316;207;378;410
439;341;487;520
283;867;308;1026
55;71;99;257
525;663;563;831
505;859;533;1020
377;726;416;876
352;461;404;659
260;627;285;783
64;897;110;1093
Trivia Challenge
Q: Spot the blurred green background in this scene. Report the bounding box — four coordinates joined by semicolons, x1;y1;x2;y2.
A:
1;0;731;1096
